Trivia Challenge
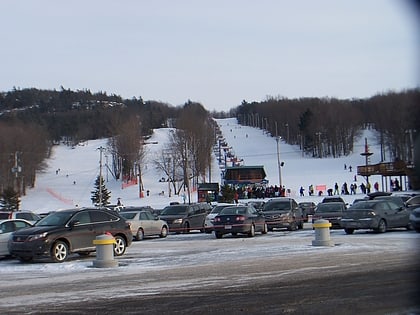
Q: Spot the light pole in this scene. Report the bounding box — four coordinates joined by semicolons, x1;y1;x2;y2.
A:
276;136;282;189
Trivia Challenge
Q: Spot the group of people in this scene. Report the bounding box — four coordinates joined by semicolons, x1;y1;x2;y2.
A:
233;184;288;200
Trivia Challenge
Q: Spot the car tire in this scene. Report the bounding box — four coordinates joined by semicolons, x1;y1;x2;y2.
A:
375;219;387;233
113;235;127;256
215;232;223;239
298;220;304;229
160;226;168;238
344;228;354;235
182;222;190;234
51;240;69;263
287;221;297;231
248;224;255;237
262;223;268;234
136;228;145;241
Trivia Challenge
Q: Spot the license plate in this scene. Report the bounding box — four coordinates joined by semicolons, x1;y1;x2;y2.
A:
224;225;232;229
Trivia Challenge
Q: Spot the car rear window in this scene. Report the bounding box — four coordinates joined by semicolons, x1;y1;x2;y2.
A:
0;212;9;219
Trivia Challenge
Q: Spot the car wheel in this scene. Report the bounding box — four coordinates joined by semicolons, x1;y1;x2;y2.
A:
182;222;190;234
136;228;144;241
51;240;69;263
287;221;297;231
113;235;127;256
160;226;168;238
248;224;255;237
215;232;223;239
375;219;387;233
344;228;354;235
415;228;420;233
262;223;268;234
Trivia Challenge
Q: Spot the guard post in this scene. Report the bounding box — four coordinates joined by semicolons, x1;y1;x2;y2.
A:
92;233;119;268
312;219;334;247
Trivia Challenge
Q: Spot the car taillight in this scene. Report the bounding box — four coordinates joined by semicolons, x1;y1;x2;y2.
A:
236;216;245;222
214;217;221;222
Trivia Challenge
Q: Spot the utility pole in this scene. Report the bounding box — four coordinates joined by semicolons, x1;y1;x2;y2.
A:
98;146;105;208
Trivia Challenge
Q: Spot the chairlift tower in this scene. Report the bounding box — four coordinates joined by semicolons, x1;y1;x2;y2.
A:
360;138;373;184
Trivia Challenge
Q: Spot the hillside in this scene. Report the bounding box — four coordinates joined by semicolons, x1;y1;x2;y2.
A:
20;118;405;213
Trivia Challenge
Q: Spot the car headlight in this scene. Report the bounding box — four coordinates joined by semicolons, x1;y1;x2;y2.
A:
28;232;48;241
173;218;183;224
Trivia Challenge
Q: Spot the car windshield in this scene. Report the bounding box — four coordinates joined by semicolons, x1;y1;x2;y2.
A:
316;204;343;213
161;206;188;215
262;202;290;212
36;211;74;226
120;212;137;220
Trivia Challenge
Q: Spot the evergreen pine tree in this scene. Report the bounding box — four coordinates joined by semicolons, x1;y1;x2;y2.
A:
218;184;235;203
0;186;20;211
90;175;111;207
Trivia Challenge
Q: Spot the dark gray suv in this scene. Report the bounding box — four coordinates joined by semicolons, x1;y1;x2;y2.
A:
8;208;132;262
159;203;212;233
261;197;303;231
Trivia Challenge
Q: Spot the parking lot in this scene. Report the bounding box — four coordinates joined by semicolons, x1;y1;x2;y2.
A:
1;225;419;314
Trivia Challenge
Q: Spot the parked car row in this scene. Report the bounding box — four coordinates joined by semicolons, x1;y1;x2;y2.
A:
2;193;419;263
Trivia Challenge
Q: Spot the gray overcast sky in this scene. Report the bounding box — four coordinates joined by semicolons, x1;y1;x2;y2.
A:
1;0;419;111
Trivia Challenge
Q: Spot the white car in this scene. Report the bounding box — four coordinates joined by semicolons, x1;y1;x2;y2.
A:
0;210;41;225
204;203;235;233
120;210;169;241
0;219;33;257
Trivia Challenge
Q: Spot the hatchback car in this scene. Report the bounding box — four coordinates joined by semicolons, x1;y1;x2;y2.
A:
261;197;303;231
8;207;132;262
340;200;411;234
213;205;267;238
204;203;234;233
159;203;212;233
120;210;169;240
312;202;346;229
0;219;33;257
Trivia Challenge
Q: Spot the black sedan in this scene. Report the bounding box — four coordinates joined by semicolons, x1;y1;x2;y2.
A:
8;207;132;262
213;205;267;239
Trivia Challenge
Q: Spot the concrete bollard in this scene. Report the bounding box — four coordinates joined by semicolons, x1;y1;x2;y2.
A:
92;233;119;268
312;219;334;247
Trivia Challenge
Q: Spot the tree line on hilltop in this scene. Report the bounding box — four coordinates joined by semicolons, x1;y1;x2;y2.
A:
0;87;419;206
234;89;420;163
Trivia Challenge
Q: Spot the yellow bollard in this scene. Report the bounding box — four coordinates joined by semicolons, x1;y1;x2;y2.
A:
312;219;334;246
92;234;119;268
